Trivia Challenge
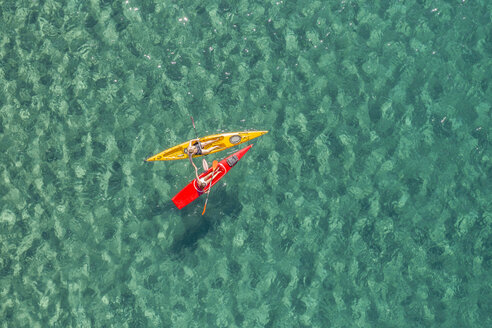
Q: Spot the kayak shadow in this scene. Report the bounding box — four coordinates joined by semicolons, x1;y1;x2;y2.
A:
169;189;242;255
169;215;213;255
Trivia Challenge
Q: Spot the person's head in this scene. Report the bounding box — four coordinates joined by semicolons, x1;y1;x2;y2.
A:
198;180;207;189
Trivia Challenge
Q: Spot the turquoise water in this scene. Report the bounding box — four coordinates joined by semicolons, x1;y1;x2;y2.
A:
1;0;491;326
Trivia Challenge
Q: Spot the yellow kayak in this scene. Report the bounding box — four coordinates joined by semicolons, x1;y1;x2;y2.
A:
145;131;268;161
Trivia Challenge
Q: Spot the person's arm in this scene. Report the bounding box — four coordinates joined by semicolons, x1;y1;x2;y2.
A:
190;156;198;173
188;139;195;164
194;165;200;181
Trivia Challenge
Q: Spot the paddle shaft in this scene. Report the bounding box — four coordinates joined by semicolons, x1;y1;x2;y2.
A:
190;116;199;140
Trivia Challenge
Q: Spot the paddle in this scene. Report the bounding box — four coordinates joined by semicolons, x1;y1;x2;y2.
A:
202;160;218;215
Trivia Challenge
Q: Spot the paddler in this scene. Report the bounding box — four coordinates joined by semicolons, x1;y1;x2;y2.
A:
192;165;214;190
187;138;220;170
186;138;220;158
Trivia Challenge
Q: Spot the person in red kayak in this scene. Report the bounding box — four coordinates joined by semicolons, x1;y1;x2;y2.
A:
189;148;219;191
193;168;214;190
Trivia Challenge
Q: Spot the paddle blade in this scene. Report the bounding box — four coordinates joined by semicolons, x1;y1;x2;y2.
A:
212;160;218;170
202;158;209;171
201;199;208;215
190;116;196;128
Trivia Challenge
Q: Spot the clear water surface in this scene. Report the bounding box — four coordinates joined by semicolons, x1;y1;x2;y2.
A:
1;0;491;326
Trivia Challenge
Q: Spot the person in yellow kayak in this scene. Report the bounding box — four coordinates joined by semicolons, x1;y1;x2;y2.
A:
187;138;219;158
187;138;219;170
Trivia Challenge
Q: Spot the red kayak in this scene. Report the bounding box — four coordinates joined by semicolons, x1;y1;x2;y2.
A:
172;144;253;209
